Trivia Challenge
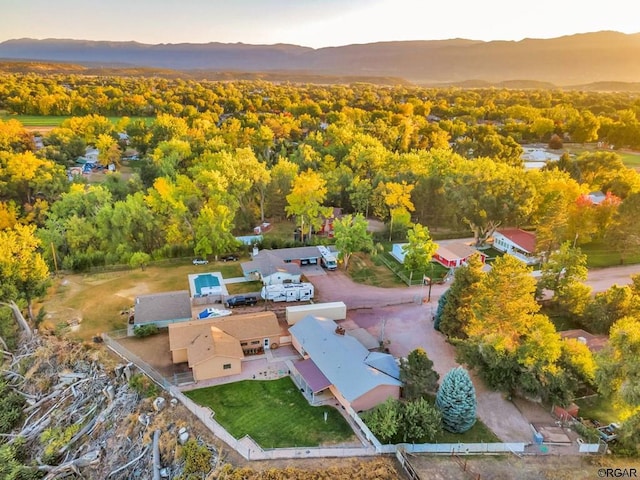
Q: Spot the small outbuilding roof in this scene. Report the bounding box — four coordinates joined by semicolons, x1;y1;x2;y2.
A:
436;242;485;261
295;358;332;393
560;329;608;353
134;290;192;325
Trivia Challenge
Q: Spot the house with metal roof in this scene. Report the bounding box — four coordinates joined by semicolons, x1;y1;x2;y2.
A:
130;290;192;334
241;246;325;285
289;316;401;412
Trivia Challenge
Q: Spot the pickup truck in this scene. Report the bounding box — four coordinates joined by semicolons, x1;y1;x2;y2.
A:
225;295;258;308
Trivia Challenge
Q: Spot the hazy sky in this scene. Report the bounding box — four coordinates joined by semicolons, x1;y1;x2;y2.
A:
1;0;637;48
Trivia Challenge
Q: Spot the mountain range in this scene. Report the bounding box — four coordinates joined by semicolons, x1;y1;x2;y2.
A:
1;31;640;86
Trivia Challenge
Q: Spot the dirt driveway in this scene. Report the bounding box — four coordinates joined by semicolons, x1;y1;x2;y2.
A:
312;272;535;442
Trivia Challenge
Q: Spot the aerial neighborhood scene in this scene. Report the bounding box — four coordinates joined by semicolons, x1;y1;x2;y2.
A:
2;1;640;479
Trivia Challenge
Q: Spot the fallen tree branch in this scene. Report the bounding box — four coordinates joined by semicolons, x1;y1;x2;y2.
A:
153;429;161;480
107;445;149;478
0;301;32;340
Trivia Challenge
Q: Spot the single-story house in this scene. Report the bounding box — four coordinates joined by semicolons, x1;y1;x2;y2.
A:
432;243;487;268
130;290;192;334
241;250;302;285
492;228;539;265
168;311;285;381
242;246;323;284
289;316;401;411
391;242;485;268
560;329;608;353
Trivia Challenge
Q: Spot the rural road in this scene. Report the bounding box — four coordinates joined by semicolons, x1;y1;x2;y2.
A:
309;261;639;442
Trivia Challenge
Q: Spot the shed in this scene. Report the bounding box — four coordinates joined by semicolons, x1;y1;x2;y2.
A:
285;302;347;325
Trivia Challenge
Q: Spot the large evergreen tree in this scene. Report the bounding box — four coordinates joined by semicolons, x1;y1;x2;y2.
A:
437;253;484;338
399;348;440;400
435;367;477;433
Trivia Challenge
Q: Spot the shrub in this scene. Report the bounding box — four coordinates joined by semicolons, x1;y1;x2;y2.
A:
133;324;159;338
128;373;160;398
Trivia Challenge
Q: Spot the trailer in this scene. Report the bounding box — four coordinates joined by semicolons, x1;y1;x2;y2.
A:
261;282;314;302
317;245;338;270
285;301;347;325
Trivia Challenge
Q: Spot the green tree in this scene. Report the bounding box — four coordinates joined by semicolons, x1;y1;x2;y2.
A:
538;242;591;316
374;181;415;242
401;398;442;443
361;397;400;444
607;193;640;264
582;285;640;334
436;253;484;339
399;348;440;400
332;213;374;270
435;367;477;433
129;251;151;271
445;158;535;246
402;224;438;285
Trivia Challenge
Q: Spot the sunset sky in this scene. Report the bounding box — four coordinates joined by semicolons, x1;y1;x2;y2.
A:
1;0;638;48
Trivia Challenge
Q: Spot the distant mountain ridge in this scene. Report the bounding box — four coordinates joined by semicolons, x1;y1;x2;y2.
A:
2;32;640;85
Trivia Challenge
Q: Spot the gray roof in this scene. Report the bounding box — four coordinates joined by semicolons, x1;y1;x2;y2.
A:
365;352;401;380
289;316;402;403
262;246;321;262
134;290;192;325
241;251;301;277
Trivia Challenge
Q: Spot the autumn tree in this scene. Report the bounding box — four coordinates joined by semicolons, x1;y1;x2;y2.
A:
399;348;440;400
373;181;415;241
457;255;566;402
332;213;374;270
0;223;50;321
435;253;484;339
607;193;640;264
285;170;331;243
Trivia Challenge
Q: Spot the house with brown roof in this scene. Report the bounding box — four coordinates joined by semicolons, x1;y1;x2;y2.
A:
492;228;539;265
168;312;286;381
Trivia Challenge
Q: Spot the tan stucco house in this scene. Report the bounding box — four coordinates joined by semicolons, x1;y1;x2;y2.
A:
168;312;285;381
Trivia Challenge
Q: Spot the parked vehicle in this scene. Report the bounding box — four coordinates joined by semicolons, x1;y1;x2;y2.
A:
597;423;619;442
192;257;209;265
197;308;232;319
221;254;239;262
225;295;258;308
317;245;338;270
261;282;314;302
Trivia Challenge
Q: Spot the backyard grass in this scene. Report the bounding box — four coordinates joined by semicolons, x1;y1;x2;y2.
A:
348;253;406;287
184;378;355;448
574;395;621;425
434;419;501;444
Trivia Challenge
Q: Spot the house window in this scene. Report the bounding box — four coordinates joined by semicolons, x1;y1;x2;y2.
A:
251;340;260;345
223;363;232;370
240;342;247;346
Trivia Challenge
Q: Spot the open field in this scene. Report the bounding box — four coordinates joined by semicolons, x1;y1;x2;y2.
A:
36;258;246;341
185;378;356;448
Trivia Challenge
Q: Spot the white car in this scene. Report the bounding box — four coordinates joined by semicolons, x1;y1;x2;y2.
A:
192;257;209;265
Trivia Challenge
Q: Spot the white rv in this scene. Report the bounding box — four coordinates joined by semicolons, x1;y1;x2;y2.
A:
317;246;338;270
261;282;314;302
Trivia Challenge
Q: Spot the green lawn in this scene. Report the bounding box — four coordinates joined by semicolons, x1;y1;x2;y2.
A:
434;419;501;443
580;240;640;268
184;378;355;448
574;395;621;425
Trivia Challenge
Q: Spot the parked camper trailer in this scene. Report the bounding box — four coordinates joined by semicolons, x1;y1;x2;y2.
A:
317;246;338;270
261;282;314;302
285;301;347;325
